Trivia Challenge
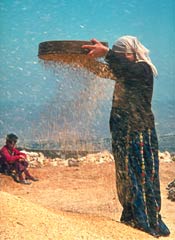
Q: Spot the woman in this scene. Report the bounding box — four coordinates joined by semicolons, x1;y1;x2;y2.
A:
82;36;170;237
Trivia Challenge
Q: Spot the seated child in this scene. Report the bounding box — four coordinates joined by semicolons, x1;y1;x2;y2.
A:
0;133;39;184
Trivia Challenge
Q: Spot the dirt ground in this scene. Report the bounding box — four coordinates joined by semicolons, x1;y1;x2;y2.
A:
0;160;175;240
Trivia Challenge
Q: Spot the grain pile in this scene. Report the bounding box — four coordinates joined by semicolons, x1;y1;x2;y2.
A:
0;191;162;240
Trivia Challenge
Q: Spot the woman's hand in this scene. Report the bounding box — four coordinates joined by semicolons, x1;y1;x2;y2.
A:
82;38;109;58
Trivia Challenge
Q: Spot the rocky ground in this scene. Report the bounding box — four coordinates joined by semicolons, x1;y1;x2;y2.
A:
0;151;175;240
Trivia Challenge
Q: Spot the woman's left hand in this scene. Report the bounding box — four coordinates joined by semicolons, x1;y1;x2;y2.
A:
82;38;109;58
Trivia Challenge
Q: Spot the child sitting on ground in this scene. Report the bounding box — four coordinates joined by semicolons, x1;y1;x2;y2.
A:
0;133;39;185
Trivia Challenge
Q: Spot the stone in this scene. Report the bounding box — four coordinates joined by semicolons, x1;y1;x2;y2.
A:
167;179;175;201
159;151;172;162
68;158;79;167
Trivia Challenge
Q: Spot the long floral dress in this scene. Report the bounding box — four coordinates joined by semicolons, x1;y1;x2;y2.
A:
105;50;170;237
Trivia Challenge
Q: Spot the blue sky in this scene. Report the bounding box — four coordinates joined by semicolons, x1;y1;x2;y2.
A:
0;0;174;139
0;0;174;101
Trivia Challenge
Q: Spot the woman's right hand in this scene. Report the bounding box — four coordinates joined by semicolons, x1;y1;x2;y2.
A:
82;38;109;58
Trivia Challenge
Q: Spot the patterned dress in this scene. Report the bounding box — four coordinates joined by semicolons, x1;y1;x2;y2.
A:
105;50;170;237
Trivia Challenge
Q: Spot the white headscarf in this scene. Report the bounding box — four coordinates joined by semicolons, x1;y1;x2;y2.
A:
112;35;158;77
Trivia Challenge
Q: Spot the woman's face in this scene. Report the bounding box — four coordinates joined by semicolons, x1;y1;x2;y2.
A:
115;52;136;62
125;53;136;62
